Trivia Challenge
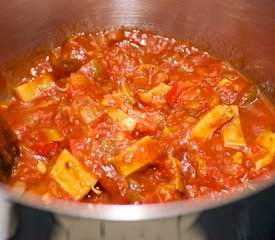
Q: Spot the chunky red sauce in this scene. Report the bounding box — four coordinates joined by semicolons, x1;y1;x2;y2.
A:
1;29;274;204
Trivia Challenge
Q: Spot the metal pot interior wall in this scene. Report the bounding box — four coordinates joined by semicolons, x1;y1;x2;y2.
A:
0;0;274;220
0;0;274;101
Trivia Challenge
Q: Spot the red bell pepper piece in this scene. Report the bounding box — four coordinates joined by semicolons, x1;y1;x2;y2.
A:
166;81;197;106
135;117;158;134
33;142;58;157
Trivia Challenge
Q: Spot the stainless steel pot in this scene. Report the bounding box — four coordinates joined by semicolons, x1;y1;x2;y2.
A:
0;0;274;223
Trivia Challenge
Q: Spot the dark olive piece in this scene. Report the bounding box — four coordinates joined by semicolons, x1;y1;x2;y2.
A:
0;116;19;182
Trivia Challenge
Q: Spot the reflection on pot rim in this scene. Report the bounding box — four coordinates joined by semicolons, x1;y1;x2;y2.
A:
0;169;274;221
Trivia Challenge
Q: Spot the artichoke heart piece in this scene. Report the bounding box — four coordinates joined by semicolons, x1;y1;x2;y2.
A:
255;131;275;169
50;149;98;200
222;105;246;148
113;136;165;177
190;105;235;140
256;131;275;155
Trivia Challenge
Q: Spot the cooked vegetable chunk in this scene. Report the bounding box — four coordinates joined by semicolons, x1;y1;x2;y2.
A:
70;72;88;85
50;149;98;200
113;136;165;177
37;160;47;174
256;131;275;155
80;58;106;79
255;153;273;170
222;105;246;148
41;128;62;142
120;82;137;105
190;105;235;140
232;151;243;165
255;131;275;169
167;156;184;192
108;109;136;133
215;78;232;88
14;75;54;102
138;83;172;104
79;105;106;127
14;81;38;103
138;91;153;104
149;83;172;96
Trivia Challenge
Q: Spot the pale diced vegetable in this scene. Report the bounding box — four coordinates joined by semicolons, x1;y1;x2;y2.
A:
190;105;235;140
101;94;115;107
41;128;62;142
113;136;164;177
120;82;137;105
138;91;153;103
232;151;243;165
37;160;47;174
167;156;184;192
138;83;172;104
14;75;54;103
149;83;172;96
215;78;232;88
70;72;88;85
14;81;38;103
0;98;16;109
40;75;55;89
197;157;207;177
117;134;126;141
140;63;159;71
108;108;136;132
79;105;106;126
222;105;246;148
162;125;181;137
79;106;97;124
223;73;237;80
255;153;273;170
50;149;98;200
256;131;275;155
80;59;106;79
255;131;275;169
156;182;178;201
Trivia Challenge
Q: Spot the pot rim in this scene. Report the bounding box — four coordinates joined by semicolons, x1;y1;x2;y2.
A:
1;170;274;221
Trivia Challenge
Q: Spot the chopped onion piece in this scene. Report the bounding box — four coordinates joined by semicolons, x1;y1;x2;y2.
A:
222;105;246;148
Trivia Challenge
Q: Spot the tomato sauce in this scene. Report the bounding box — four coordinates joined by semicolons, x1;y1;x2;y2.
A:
1;29;274;204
